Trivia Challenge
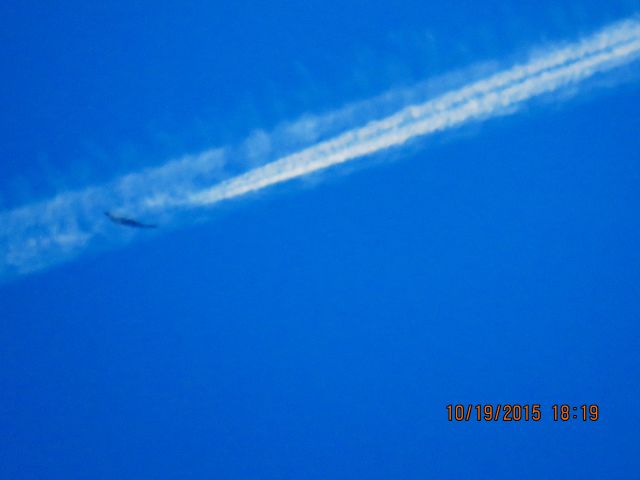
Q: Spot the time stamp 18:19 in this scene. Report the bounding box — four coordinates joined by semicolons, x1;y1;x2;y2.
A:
446;404;600;422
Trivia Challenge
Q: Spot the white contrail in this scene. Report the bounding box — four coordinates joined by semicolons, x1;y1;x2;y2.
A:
2;17;640;280
180;18;640;207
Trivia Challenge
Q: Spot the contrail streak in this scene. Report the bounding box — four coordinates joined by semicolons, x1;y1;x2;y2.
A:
2;17;640;280
180;19;640;207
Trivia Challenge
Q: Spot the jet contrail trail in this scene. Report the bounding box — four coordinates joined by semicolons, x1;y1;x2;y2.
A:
178;18;640;207
2;17;640;280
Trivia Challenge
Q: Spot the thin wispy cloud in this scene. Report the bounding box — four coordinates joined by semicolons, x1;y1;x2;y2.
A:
2;17;640;281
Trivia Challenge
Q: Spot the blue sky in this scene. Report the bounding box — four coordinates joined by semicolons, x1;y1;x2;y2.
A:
1;1;640;478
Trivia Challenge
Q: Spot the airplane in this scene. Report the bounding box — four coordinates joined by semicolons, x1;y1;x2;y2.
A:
104;211;157;229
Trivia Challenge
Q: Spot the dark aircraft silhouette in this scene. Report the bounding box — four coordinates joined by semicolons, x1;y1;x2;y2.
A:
104;211;157;229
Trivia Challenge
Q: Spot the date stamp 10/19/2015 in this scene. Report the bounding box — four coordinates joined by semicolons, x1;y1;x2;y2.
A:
446;404;600;422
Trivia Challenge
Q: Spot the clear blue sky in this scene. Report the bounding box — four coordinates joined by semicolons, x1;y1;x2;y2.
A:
1;1;640;478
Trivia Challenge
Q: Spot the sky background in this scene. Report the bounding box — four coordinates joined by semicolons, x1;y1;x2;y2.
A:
1;1;640;478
